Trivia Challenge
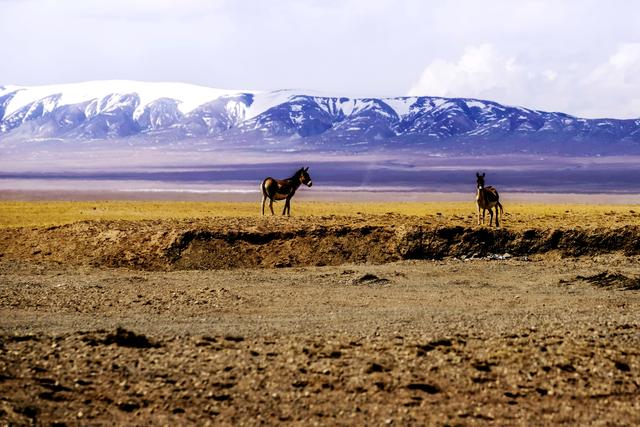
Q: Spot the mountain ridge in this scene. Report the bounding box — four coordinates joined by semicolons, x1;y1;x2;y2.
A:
1;80;639;154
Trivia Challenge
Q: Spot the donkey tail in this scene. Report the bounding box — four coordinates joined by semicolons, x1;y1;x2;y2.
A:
260;178;270;216
497;201;504;215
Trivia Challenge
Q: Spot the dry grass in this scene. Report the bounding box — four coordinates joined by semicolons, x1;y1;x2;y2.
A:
1;200;639;229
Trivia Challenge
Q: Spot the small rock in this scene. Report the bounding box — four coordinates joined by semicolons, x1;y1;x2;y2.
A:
406;383;441;394
366;362;385;373
615;361;630;372
352;274;390;286
117;401;140;412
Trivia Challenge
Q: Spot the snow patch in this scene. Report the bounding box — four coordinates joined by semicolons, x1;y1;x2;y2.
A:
340;99;356;117
431;98;448;108
3;80;253;117
465;100;487;109
383;97;417;117
243;90;294;119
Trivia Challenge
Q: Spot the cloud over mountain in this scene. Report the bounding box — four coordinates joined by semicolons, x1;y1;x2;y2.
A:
409;44;640;119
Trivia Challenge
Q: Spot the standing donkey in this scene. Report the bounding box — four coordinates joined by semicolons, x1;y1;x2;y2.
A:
261;167;313;216
476;172;504;227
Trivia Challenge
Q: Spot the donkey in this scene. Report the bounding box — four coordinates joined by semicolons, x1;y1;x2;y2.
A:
476;172;504;227
261;167;313;216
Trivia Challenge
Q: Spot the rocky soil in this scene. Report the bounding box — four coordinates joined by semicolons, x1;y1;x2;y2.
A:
1;215;640;271
1;216;640;425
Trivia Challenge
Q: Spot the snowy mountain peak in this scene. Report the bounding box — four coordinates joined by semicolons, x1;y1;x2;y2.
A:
1;80;639;154
2;80;254;117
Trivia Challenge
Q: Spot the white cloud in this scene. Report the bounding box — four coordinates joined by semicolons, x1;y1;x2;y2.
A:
573;43;640;118
407;45;527;101
582;45;640;88
408;44;640;119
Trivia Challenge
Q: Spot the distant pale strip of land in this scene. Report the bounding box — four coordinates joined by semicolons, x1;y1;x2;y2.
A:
1;198;639;229
2;187;640;202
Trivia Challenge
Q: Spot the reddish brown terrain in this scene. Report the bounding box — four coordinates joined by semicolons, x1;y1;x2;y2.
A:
1;214;640;425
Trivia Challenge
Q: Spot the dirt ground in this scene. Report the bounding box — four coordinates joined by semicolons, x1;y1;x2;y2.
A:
1;213;640;425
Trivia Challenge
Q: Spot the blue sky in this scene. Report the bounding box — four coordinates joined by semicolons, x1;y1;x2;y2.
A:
2;0;640;118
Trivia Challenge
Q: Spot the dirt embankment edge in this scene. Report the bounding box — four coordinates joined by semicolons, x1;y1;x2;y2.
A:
1;217;639;270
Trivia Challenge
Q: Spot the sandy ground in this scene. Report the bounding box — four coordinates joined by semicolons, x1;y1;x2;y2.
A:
2;254;640;425
1;207;640;425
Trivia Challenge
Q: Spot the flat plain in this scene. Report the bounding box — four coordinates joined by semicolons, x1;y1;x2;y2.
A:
1;200;640;425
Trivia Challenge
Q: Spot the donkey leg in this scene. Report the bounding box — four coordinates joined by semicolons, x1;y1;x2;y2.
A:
283;198;290;216
269;199;275;215
494;206;500;228
477;206;482;225
261;195;266;216
489;208;494;226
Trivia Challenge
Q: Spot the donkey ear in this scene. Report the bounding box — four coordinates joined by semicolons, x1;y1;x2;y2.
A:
482;173;486;177
476;172;480;178
305;166;309;171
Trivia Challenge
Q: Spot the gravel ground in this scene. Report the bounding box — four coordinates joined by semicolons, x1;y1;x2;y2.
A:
2;253;639;425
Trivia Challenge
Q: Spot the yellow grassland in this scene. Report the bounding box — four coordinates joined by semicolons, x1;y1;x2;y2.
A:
1;200;639;229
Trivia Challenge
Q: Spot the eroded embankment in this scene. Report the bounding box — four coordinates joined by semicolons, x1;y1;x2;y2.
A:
1;216;639;270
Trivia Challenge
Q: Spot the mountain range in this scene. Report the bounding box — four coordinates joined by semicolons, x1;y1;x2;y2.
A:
1;80;640;154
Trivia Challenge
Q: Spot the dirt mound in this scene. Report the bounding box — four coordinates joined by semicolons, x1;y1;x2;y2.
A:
82;327;161;348
350;273;391;286
563;272;640;291
1;216;640;270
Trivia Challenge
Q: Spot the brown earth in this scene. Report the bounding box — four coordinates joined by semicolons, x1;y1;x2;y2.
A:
1;215;640;425
1;215;640;270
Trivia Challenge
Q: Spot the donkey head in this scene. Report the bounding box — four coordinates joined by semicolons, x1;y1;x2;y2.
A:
476;172;486;189
298;167;313;187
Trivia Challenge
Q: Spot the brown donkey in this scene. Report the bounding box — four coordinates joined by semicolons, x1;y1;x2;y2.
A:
476;172;504;227
261;167;313;216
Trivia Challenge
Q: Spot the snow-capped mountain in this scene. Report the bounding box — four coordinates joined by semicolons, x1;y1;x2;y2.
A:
1;80;639;153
